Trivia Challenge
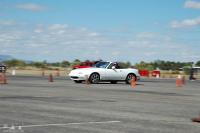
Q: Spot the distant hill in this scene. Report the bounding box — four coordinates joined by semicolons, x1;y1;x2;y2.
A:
0;55;13;61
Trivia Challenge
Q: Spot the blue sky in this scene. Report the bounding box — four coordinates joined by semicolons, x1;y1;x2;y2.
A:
0;0;200;63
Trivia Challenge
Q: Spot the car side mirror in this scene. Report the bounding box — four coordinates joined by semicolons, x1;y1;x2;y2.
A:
112;66;116;70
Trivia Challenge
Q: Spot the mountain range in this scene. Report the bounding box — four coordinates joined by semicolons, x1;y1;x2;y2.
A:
0;55;13;61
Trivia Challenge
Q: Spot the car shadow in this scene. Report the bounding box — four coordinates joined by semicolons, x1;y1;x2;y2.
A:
82;82;144;86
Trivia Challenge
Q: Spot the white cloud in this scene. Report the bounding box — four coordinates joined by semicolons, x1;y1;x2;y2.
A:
136;32;155;39
88;32;100;37
170;17;200;28
0;22;114;61
0;20;16;26
0;21;200;62
184;0;200;9
34;29;43;33
16;3;46;11
144;52;157;56
126;32;200;62
48;24;68;30
111;51;120;56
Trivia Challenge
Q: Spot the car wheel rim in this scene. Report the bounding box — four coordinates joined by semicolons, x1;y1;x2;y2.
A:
127;74;134;83
91;74;99;83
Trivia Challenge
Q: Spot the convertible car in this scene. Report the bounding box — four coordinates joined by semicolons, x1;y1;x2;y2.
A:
69;61;140;84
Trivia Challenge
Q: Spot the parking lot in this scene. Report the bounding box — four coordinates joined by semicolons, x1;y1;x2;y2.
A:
0;75;200;133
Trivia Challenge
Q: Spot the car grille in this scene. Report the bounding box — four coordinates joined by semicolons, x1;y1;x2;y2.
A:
71;76;79;79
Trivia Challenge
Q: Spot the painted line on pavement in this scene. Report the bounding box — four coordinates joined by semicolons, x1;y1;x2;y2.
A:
0;120;121;129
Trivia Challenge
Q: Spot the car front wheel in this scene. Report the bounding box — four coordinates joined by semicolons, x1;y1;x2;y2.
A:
89;73;100;84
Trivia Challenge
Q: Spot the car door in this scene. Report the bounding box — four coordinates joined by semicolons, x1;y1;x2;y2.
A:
105;63;122;80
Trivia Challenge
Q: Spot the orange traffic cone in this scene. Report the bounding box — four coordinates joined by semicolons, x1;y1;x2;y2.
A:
48;74;53;82
192;113;200;123
0;74;7;84
176;75;182;88
130;77;136;88
156;74;160;78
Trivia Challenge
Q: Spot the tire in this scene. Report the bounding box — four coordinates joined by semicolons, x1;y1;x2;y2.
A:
89;73;100;84
126;73;136;84
110;81;117;84
74;80;82;83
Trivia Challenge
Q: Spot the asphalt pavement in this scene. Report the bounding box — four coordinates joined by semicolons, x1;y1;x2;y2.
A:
0;75;200;133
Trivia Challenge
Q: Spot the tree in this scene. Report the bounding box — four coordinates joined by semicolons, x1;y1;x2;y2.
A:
126;61;131;68
183;66;191;75
51;62;60;67
196;61;200;66
61;60;70;67
134;60;194;71
72;59;81;66
3;59;26;67
32;62;46;68
135;61;151;70
118;62;132;68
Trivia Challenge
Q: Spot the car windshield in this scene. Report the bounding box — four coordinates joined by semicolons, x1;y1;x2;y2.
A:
92;62;110;68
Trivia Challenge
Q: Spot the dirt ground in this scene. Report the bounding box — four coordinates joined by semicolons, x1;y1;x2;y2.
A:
3;67;199;80
5;68;71;77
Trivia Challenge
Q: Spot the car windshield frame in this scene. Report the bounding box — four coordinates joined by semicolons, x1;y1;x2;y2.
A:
92;61;110;68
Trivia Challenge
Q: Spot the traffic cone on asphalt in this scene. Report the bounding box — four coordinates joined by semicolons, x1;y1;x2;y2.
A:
130;77;136;88
56;70;60;77
48;74;53;82
12;69;16;76
182;76;186;85
3;74;7;84
192;113;200;123
0;74;3;84
85;75;90;84
42;71;45;76
176;75;182;88
156;74;160;78
0;74;7;84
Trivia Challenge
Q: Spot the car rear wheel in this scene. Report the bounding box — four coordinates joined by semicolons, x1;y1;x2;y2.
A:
89;73;100;84
126;73;136;84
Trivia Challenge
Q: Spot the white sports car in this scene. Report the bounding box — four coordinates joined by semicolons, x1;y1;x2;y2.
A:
69;61;140;84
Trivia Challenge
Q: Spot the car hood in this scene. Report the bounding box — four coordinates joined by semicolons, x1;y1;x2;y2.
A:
69;67;101;75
